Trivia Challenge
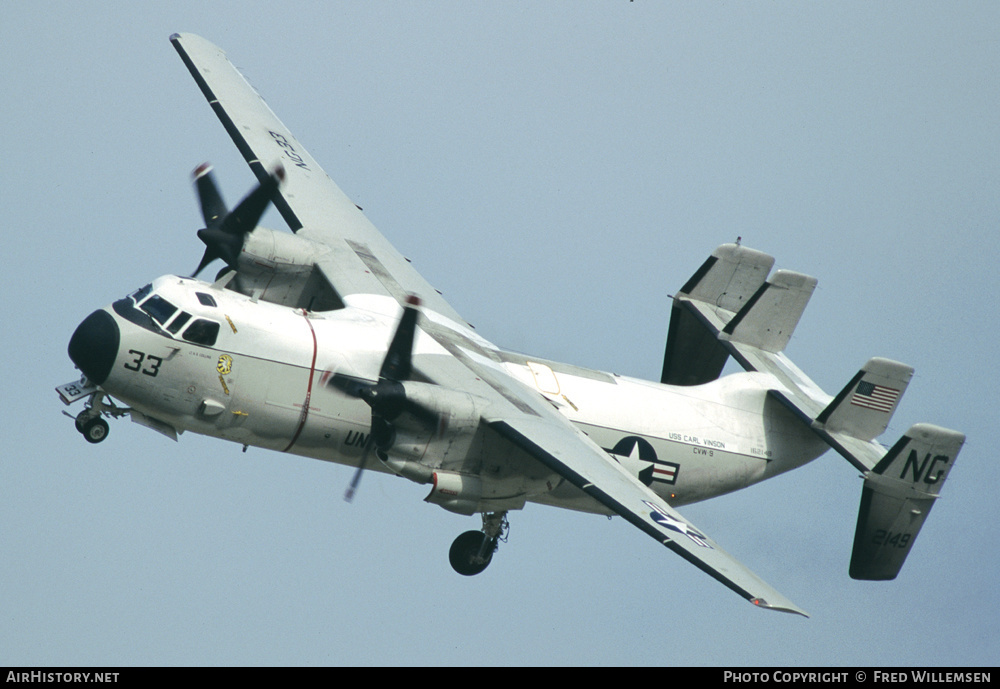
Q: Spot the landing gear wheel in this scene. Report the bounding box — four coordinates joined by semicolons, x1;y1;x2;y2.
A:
449;530;495;576
81;417;109;444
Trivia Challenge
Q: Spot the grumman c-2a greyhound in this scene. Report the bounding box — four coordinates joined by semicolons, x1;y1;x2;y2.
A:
58;34;965;617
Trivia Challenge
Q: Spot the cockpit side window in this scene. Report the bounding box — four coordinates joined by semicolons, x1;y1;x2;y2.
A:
196;292;217;307
166;311;192;334
183;318;220;347
140;295;178;325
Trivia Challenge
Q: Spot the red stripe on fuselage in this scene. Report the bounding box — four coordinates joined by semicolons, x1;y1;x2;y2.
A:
283;310;318;452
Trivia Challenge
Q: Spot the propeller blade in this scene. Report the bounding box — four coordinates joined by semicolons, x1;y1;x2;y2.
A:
189;164;284;278
220;167;284;237
344;434;373;502
379;295;422;382
326;295;439;503
325;373;439;432
193;163;227;227
325;372;376;399
192;244;220;278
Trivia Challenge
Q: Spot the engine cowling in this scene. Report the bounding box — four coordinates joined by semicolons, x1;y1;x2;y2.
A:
231;227;343;311
371;382;485;466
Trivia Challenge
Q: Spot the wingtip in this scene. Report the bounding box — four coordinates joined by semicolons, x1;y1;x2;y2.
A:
751;597;810;618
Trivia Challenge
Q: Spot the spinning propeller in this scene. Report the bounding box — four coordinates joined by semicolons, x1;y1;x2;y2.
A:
324;296;440;501
190;163;285;278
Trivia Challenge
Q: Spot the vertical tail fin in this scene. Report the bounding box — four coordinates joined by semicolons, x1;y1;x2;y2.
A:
850;423;965;580
816;358;914;442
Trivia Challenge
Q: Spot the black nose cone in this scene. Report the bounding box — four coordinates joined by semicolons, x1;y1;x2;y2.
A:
68;310;120;385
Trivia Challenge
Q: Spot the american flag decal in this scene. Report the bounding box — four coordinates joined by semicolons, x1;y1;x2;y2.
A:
850;381;900;413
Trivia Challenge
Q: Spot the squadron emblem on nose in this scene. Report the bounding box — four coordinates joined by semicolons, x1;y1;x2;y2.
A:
217;354;233;376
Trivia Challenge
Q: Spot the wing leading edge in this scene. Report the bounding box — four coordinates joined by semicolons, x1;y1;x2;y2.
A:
170;32;465;324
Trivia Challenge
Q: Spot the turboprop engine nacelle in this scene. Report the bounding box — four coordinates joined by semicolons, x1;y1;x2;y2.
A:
379;382;487;462
391;384;551;514
371;383;515;515
240;226;324;271
232;227;342;311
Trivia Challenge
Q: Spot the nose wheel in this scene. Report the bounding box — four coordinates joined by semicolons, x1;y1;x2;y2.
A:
76;414;110;444
69;391;125;444
449;512;508;576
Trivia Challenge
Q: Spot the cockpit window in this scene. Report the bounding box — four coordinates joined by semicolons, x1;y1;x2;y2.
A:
182;318;220;347
130;284;153;303
196;292;217;307
166;311;192;334
140;295;178;325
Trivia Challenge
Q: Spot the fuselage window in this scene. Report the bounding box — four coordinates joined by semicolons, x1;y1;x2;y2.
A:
183;318;220;347
140;295;178;325
196;292;217;307
166;311;192;334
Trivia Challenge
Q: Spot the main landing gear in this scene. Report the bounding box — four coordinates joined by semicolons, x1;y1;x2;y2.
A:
449;512;508;576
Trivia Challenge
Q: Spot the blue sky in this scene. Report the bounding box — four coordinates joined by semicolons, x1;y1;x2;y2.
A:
2;2;998;666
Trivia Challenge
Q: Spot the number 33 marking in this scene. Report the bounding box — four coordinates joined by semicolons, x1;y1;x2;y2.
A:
123;349;163;377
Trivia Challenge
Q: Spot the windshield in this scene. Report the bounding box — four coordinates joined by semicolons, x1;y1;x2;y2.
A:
166;311;192;334
140;295;178;326
130;284;152;303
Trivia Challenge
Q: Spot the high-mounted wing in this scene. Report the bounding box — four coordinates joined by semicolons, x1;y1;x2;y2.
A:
398;337;809;615
487;415;809;616
170;33;465;324
412;342;809;615
172;35;808;615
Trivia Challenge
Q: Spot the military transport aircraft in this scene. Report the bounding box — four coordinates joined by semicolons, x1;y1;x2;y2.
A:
58;33;965;617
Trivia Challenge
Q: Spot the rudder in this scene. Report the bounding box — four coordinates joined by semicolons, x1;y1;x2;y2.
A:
850;423;965;580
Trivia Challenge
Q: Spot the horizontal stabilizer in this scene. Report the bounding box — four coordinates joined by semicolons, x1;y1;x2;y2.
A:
817;358;913;442
680;243;775;311
850;423;965;580
662;244;774;385
722;270;817;353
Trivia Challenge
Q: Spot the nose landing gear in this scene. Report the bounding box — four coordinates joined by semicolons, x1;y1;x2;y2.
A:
65;390;126;444
449;511;509;576
76;414;110;444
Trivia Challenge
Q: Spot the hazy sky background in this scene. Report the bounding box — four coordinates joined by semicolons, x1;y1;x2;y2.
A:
2;2;997;666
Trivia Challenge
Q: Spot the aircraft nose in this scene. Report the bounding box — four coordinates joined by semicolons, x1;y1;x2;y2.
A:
68;309;120;385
